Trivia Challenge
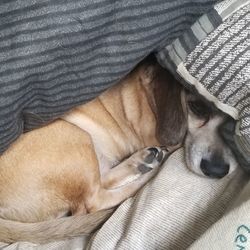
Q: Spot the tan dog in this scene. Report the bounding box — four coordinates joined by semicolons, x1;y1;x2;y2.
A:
0;58;237;243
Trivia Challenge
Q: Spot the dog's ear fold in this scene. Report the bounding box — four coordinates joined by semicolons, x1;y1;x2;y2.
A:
153;66;187;148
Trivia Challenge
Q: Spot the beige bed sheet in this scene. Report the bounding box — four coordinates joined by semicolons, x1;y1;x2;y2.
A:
0;148;248;250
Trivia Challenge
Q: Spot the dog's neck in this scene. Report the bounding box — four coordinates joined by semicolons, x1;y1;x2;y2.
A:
62;63;187;157
119;63;187;150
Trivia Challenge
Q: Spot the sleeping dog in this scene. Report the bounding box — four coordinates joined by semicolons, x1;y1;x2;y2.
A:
0;58;237;243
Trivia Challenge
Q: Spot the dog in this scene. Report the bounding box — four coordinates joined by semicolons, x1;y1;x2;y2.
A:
0;58;237;243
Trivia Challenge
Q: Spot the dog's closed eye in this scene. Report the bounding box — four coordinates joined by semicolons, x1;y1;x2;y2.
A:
188;100;212;123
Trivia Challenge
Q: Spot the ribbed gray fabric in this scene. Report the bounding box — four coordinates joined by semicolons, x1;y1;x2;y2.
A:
184;4;249;135
0;0;217;153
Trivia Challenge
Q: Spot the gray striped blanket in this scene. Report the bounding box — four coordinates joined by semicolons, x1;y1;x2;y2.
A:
0;0;249;169
0;0;217;152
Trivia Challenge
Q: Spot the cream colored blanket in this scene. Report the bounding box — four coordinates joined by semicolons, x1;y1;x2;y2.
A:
0;149;248;250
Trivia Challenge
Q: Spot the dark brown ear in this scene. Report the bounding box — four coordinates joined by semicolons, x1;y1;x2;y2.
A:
153;66;187;147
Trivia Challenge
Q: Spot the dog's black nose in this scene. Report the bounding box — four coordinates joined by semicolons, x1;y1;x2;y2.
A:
200;156;229;178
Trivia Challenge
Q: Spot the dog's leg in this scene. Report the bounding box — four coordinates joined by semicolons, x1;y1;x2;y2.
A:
84;147;167;213
102;147;167;189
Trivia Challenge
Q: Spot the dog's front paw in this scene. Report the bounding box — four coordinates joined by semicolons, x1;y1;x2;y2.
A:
136;147;167;174
103;147;168;189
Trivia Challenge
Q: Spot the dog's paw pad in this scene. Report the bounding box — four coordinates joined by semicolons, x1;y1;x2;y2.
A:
136;147;167;174
138;164;153;174
144;147;159;163
146;147;164;163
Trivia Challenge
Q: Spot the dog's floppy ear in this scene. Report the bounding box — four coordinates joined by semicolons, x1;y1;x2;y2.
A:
153;66;187;148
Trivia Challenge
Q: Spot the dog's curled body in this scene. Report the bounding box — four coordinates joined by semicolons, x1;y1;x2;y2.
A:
0;61;185;243
0;59;237;243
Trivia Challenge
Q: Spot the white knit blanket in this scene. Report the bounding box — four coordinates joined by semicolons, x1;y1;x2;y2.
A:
1;149;248;250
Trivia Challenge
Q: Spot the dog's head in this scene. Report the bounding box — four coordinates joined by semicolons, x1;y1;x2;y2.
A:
183;92;238;178
150;63;238;178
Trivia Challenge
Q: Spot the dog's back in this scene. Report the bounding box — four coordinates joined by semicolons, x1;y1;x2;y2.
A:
0;60;186;243
0;62;162;222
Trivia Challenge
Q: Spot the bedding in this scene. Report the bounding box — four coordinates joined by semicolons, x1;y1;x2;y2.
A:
0;148;248;249
87;149;247;250
0;0;249;249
